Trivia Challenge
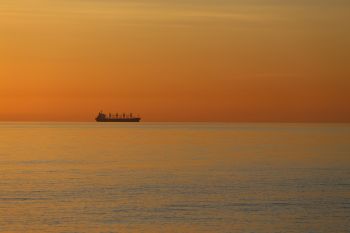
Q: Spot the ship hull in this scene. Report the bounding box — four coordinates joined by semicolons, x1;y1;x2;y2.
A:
96;118;141;122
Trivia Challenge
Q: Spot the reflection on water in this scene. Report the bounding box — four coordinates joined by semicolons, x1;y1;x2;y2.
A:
0;123;349;232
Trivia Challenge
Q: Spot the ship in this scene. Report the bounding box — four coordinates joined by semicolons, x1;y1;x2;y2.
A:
95;111;141;122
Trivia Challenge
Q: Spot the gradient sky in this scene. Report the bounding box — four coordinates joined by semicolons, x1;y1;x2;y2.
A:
0;0;349;122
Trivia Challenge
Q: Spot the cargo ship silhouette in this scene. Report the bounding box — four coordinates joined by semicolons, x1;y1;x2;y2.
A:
95;111;141;122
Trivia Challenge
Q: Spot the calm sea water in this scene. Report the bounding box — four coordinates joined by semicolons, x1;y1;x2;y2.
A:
0;123;349;233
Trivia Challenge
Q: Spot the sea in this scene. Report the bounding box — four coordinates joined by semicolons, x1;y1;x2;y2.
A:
0;123;349;233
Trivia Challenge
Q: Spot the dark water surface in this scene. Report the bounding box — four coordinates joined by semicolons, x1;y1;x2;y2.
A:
0;123;349;232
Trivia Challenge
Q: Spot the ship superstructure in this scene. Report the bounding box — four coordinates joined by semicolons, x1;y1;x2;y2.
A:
95;111;141;122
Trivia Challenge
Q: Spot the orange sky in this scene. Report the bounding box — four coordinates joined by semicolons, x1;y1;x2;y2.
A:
0;0;349;122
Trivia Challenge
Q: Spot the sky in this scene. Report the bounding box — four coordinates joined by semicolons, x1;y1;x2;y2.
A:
0;0;349;122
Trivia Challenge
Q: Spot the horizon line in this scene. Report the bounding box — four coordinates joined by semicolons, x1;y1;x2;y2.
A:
0;120;349;124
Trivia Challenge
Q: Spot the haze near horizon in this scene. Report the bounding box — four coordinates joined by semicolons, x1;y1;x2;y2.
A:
1;0;349;122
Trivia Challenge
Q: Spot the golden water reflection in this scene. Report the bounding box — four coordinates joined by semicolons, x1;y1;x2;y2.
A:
0;123;349;232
